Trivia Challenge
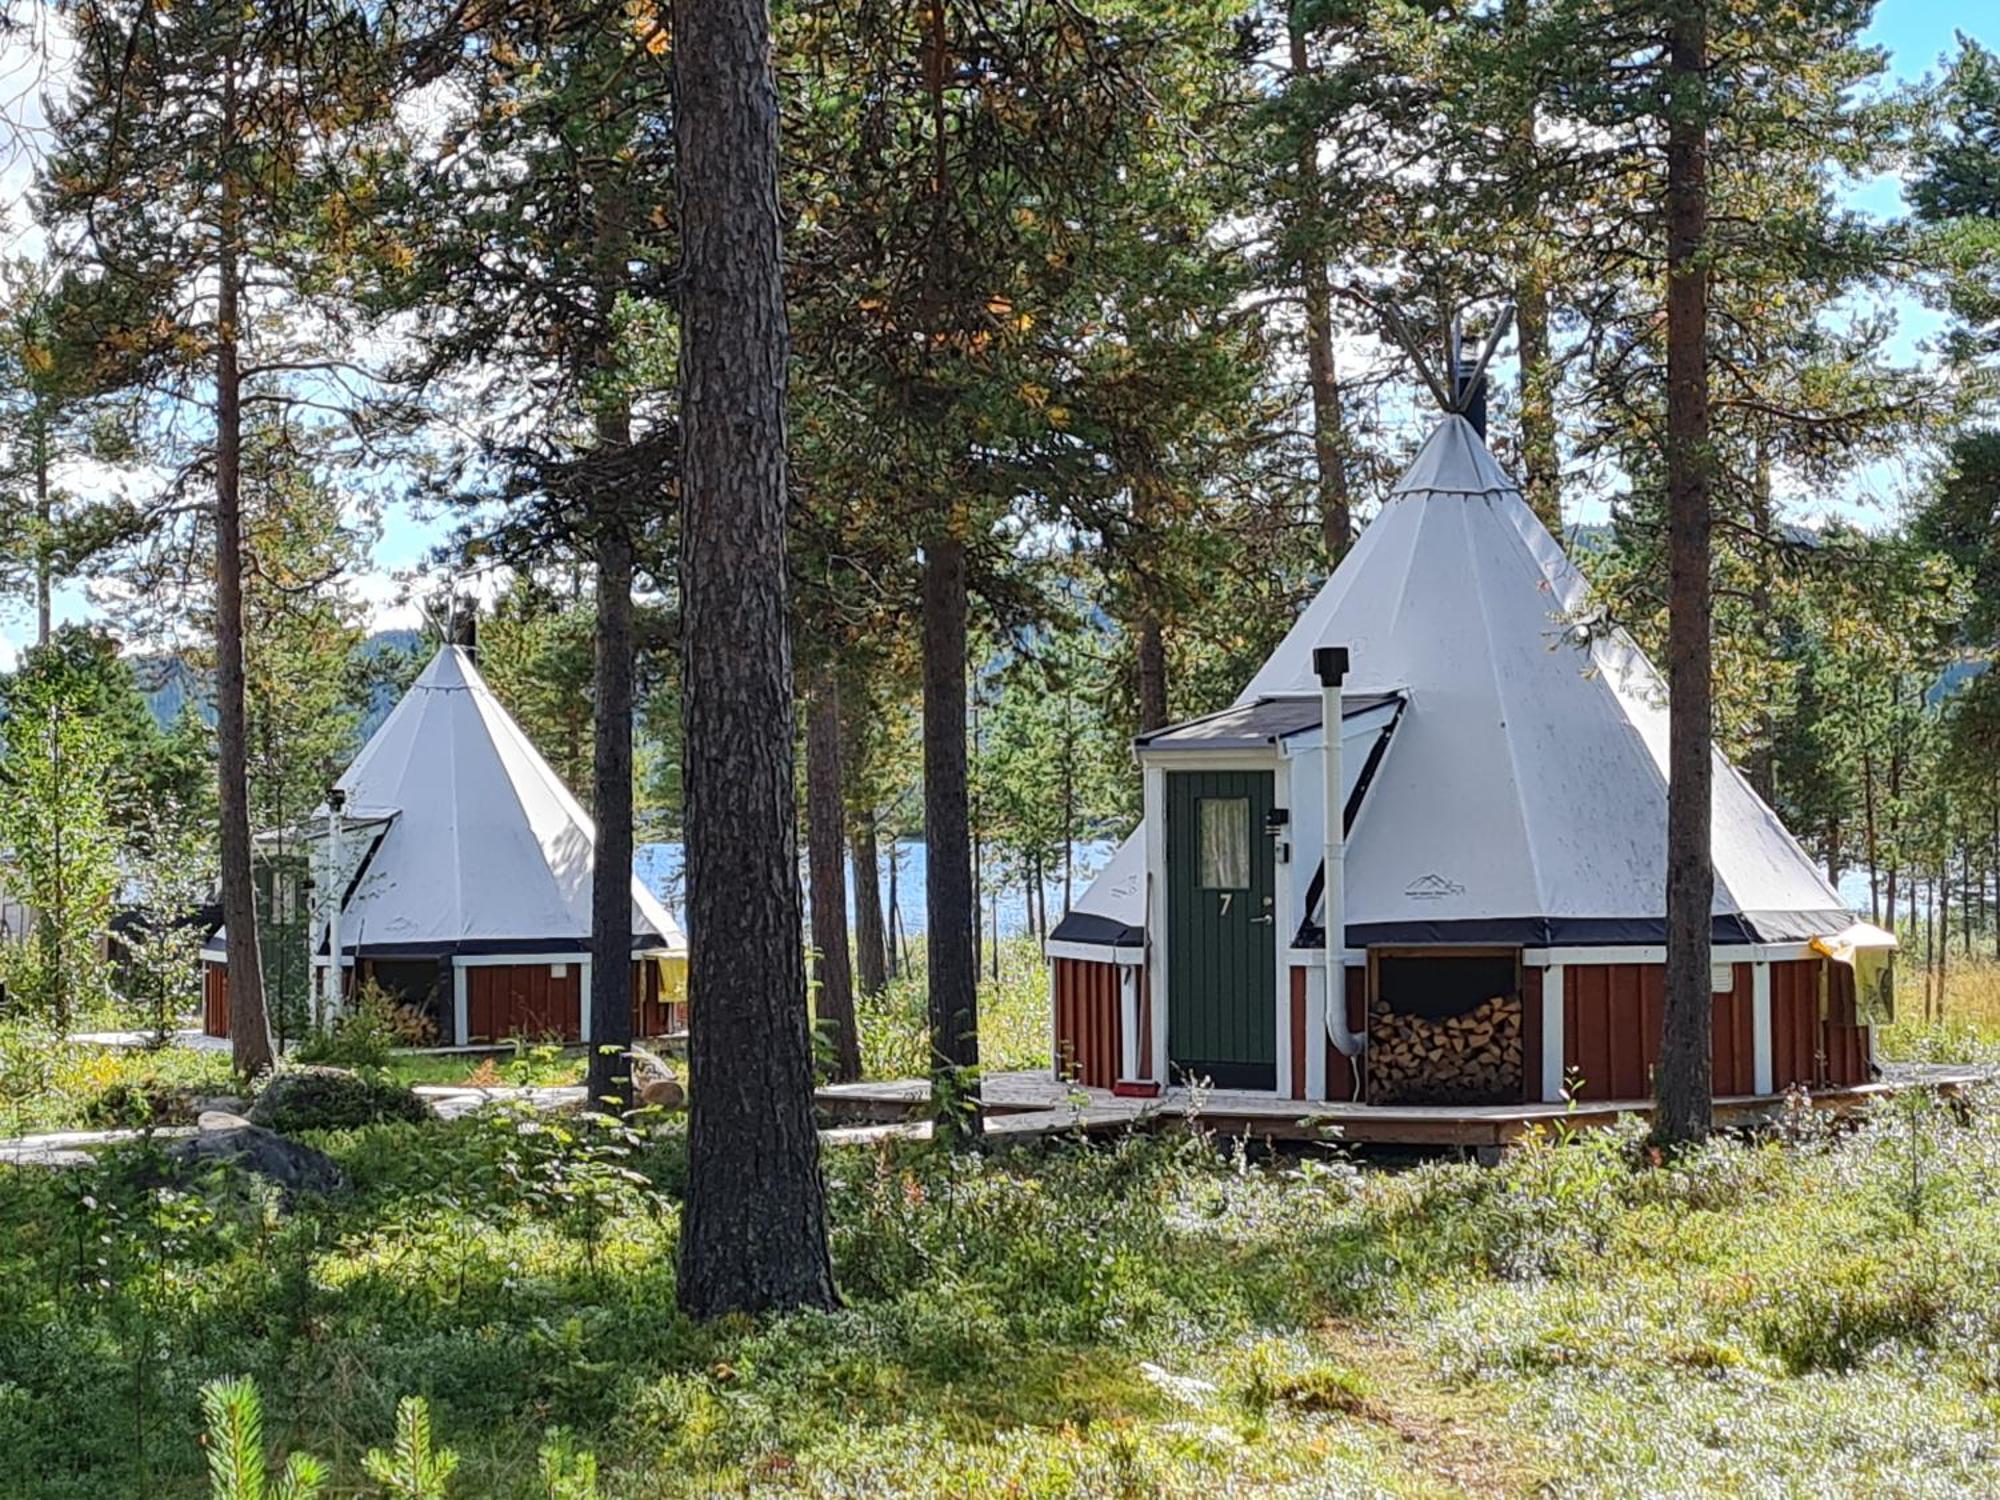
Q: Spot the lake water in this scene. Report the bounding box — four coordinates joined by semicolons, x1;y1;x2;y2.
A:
636;839;1120;939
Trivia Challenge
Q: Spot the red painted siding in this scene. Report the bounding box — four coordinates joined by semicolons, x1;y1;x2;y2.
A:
1564;962;1664;1100
1304;976;1368;1104
1714;963;1756;1097
1053;958;1142;1089
1289;968;1307;1100
632;960;686;1039
203;962;230;1038
1562;956;1870;1101
464;962;583;1044
1770;958;1820;1089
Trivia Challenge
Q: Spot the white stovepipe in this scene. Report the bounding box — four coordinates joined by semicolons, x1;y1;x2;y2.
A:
1320;657;1366;1060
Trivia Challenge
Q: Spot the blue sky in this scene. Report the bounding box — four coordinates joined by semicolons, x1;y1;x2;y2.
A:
5;2;1994;665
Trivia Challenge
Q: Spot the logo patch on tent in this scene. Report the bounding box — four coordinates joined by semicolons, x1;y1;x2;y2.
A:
1403;873;1465;900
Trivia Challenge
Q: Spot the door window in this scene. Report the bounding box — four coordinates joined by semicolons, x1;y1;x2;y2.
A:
1197;797;1250;889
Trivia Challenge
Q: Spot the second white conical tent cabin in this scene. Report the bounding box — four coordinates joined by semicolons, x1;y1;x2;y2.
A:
201;644;687;1048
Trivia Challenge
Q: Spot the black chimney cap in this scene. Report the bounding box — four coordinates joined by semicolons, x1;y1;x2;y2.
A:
1313;646;1350;687
1453;358;1488;441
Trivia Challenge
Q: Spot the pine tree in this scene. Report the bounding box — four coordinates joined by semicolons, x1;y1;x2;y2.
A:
675;0;837;1317
42;0;395;1076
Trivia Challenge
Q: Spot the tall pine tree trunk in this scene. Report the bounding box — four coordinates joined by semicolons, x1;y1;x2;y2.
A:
849;809;889;999
922;532;979;1134
586;412;636;1110
807;669;862;1081
1654;0;1714;1147
1136;616;1169;734
1505;0;1560;533
33;416;51;648
216;61;274;1078
842;697;889;998
1286;15;1351;562
675;0;835;1317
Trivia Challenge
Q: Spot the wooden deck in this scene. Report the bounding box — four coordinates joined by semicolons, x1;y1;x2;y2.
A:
816;1065;1990;1149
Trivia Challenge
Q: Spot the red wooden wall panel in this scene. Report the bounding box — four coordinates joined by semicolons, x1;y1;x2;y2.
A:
1053;958;1136;1090
203;962;230;1038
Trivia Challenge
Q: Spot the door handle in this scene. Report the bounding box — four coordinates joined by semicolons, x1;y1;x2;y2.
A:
1250;914;1274;925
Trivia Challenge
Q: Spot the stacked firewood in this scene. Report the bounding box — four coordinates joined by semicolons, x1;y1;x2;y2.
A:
1368;994;1523;1104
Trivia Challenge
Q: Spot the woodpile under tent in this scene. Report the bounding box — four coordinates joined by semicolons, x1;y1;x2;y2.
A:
203;645;687;1046
1048;374;1895;1115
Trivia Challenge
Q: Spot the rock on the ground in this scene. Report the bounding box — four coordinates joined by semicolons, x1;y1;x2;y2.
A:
192;1095;250;1117
198;1110;253;1132
163;1125;347;1197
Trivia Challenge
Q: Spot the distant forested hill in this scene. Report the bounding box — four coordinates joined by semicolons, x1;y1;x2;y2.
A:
131;628;428;739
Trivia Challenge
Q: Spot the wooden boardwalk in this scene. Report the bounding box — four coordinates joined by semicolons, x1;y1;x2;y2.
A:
816;1065;1991;1149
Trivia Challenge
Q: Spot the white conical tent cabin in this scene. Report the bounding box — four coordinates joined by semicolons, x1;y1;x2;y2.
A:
329;645;684;954
1247;414;1849;946
1049;410;1881;1107
202;645;686;1044
1056;413;1849;953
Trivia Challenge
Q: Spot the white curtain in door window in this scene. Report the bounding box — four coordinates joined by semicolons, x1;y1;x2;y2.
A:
1198;797;1249;889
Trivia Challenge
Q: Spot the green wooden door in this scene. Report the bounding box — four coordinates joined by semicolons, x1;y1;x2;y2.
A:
1166;769;1277;1089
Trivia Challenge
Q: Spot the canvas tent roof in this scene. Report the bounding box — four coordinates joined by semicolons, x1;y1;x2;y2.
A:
1058;414;1853;954
206;646;684;960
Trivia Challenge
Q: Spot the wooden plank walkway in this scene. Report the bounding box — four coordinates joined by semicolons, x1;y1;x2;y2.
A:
816;1065;1992;1149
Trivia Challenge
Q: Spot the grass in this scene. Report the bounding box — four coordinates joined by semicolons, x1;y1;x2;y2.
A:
856;936;1050;1080
1;1077;1998;1495
0;1023;237;1136
1877;957;2000;1063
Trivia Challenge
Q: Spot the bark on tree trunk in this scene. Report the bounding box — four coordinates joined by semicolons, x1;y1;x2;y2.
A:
1654;0;1714;1148
849;810;889;999
886;843;901;980
1503;0;1559;534
675;0;836;1317
1862;744;1880;924
585;151;638;1110
1136;615;1169;734
586;412;636;1111
34;419;51;648
843;696;889;998
1287;16;1351;562
807;670;862;1081
922;532;980;1137
1745;445;1777;805
216;61;274;1079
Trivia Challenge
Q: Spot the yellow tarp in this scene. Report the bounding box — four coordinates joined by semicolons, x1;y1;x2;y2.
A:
1810;922;1896;1025
657;953;688;1007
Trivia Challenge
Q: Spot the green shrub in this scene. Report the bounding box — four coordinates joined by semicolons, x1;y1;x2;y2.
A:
296;982;436;1071
249;1066;430;1135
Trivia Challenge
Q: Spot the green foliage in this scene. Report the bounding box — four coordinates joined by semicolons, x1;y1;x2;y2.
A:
0;659;122;1032
363;1396;460;1499
855;938;1050;1081
248;1066;429;1136
200;1377;327;1500
0;1024;238;1134
295;982;436;1071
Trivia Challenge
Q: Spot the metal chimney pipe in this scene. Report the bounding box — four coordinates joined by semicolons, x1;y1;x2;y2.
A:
1314;646;1365;1064
1454;358;1488;440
